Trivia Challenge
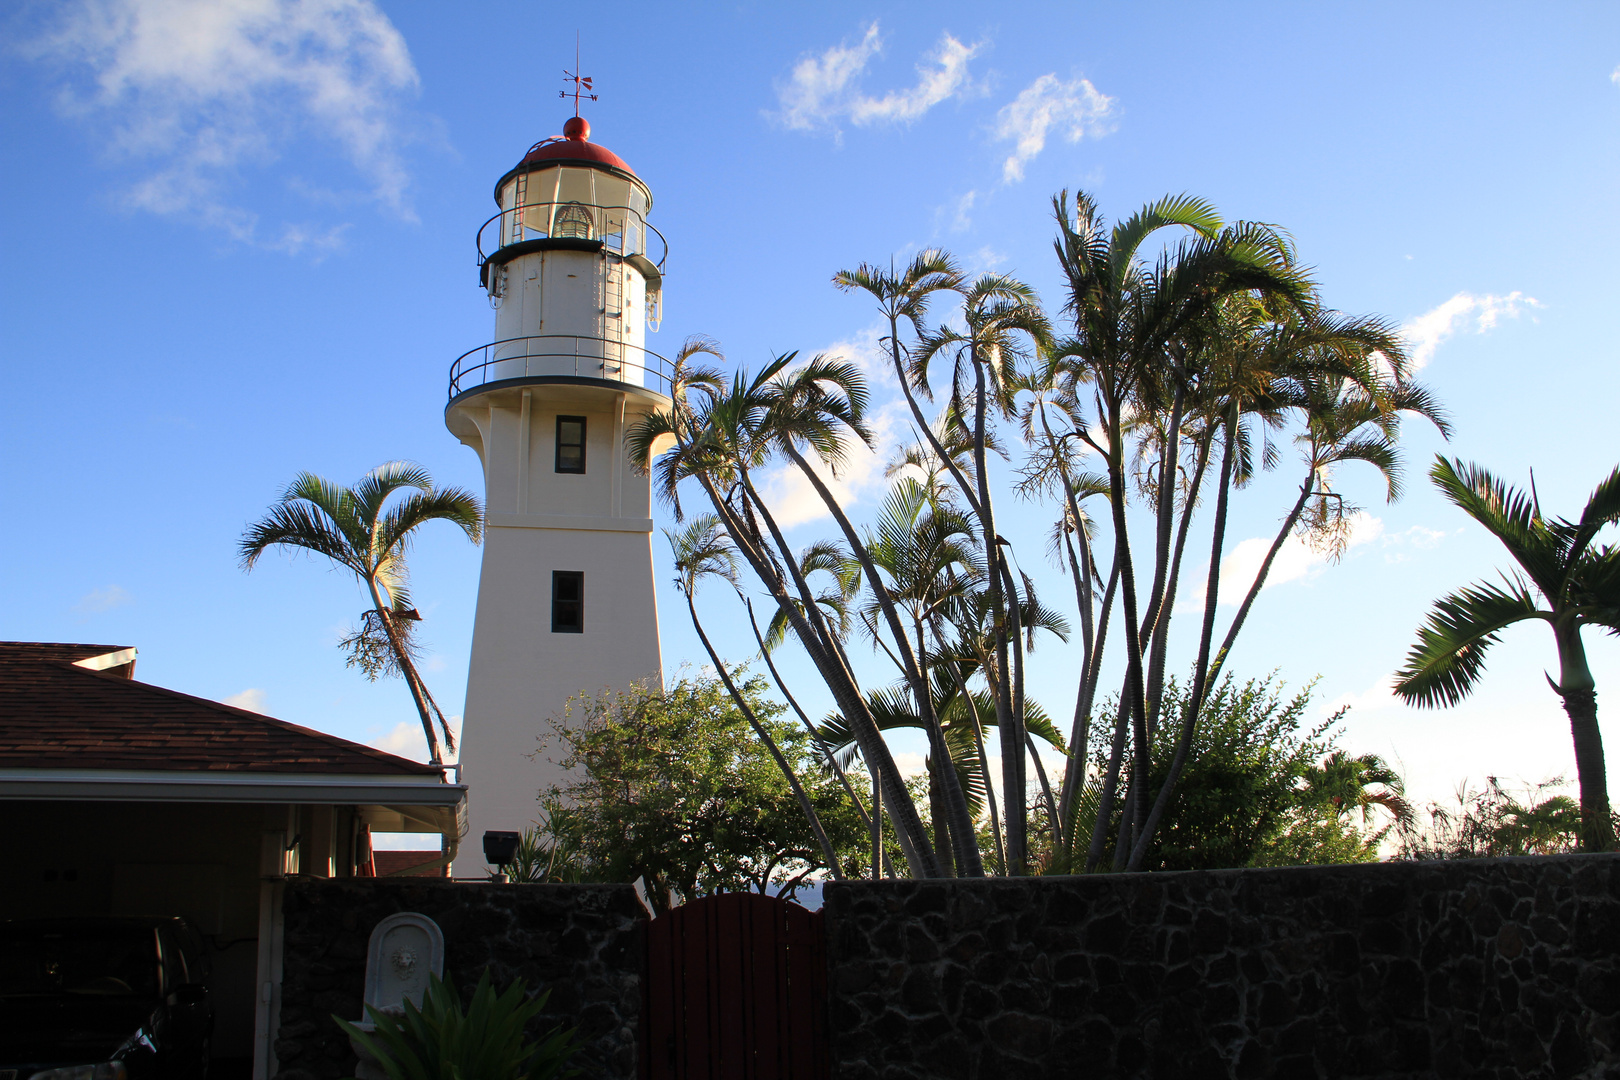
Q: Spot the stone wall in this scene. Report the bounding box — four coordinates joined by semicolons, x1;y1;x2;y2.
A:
272;880;646;1080
824;854;1620;1080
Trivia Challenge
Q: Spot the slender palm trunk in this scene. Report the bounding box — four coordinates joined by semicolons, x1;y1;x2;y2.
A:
1142;427;1214;732
1555;623;1612;851
1129;415;1236;869
971;353;1023;874
686;595;843;876
1102;399;1152;853
782;442;982;876
888;312;984;520
1085;694;1132;872
700;473;939;876
746;601;874;832
1061;555;1119;839
944;656;1005;874
1204;462;1315;693
364;579;444;765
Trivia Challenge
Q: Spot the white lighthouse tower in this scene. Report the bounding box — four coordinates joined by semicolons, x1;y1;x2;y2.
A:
445;109;668;874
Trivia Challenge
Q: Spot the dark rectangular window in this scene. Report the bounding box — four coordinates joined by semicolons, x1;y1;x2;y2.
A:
551;571;583;633
555;415;586;473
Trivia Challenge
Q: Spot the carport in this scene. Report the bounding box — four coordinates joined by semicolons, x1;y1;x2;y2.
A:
0;643;467;1080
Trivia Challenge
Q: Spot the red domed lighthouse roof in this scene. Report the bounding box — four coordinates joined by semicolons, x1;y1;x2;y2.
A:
494;116;640;205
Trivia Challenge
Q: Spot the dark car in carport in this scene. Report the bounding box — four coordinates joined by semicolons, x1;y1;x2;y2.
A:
0;917;213;1080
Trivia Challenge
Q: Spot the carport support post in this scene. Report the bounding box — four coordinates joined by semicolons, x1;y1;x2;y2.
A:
253;823;289;1080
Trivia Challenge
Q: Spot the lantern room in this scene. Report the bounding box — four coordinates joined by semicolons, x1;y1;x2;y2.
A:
456;116;668;401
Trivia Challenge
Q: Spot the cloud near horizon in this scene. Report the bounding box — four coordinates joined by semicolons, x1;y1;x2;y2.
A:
224;687;268;713
774;23;983;135
30;0;421;247
994;73;1116;183
372;716;460;763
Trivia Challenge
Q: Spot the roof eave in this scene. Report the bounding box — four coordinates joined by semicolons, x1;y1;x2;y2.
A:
0;768;466;808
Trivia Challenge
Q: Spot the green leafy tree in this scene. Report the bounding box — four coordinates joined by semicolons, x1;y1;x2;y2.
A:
1394;457;1620;851
1067;674;1391;871
539;674;868;912
240;462;482;764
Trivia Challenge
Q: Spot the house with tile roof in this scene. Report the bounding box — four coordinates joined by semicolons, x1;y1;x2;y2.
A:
0;641;466;1080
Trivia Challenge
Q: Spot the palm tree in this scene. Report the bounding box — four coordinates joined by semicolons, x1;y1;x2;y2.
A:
1394;457;1620;851
240;462;482;765
666;515;844;876
911;273;1052;873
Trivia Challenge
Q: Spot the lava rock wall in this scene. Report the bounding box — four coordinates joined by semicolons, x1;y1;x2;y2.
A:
271;880;646;1080
823;855;1620;1079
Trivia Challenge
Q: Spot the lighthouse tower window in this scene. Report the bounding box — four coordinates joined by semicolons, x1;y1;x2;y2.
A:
555;416;586;473
551;571;584;633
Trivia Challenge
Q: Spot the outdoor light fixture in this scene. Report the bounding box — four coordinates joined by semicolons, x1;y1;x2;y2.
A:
483;830;521;883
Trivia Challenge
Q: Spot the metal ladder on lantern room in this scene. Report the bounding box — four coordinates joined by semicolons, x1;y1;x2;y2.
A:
601;253;625;379
510;173;528;246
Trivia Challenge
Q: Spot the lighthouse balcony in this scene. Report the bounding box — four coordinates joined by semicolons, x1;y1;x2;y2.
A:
477;201;667;284
449;334;673;402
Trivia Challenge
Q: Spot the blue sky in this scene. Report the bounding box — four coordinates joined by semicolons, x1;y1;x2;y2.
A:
3;1;1618;826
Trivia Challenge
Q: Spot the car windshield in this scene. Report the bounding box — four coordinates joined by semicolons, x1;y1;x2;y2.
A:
0;926;161;998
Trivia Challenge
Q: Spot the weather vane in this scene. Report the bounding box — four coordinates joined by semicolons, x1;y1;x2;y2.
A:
560;35;596;117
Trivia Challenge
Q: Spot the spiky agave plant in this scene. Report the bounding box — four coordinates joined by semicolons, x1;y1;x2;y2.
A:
335;968;578;1080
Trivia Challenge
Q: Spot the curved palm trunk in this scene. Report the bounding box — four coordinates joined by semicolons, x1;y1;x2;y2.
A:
1555;623;1612;851
746;600;875;834
364;579;444;765
686;594;843;877
700;473;939;876
782;442;984;877
887;311;984;520
1204;462;1315;693
1061;555;1119;839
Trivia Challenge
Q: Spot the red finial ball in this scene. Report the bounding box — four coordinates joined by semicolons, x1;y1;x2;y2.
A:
563;116;590;141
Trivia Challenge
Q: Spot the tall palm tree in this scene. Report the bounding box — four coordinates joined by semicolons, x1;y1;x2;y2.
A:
911;273;1052;873
240;462;482;765
666;515;843;876
1394;457;1620;851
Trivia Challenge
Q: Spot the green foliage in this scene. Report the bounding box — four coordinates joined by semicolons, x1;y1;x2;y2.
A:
504;815;588;884
539;673;870;911
333;969;577;1080
1062;674;1395;871
1400;777;1591;859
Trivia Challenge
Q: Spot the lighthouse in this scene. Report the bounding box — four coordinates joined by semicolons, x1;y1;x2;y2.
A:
445;110;668;874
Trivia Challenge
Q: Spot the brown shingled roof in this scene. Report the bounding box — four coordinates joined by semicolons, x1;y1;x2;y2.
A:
0;643;441;776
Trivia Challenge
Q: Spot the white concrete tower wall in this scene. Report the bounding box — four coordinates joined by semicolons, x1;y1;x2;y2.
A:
446;118;668;876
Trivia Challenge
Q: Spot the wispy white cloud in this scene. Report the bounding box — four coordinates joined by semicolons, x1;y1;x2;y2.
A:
29;0;420;245
372;716;460;763
1611;63;1620;85
950;190;977;232
73;584;132;615
757;397;908;529
994;73;1116;183
1182;513;1385;611
224;687;268;713
1401;291;1540;371
774;22;983;136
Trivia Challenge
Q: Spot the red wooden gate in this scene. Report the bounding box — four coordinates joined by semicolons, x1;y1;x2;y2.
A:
640;892;828;1079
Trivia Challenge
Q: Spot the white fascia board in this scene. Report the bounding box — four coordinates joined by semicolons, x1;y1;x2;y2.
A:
72;647;138;671
0;768;467;807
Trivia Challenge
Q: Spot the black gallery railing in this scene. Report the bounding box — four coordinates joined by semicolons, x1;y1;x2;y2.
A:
448;335;674;400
